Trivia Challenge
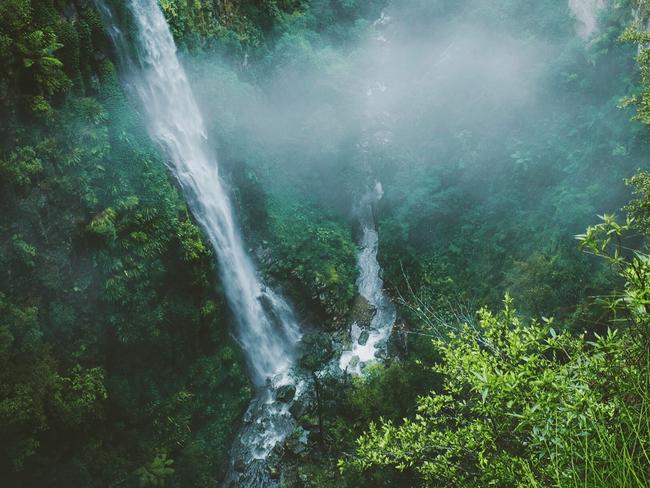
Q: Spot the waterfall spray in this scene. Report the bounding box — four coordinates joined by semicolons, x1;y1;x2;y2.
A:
569;0;606;38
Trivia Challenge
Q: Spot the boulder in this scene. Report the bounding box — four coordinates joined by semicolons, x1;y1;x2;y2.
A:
289;397;311;418
349;294;376;327
358;330;370;346
286;428;309;457
275;384;296;403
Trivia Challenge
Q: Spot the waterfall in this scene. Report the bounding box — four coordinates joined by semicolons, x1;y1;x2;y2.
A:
339;12;397;375
569;0;606;38
339;182;397;374
96;0;301;485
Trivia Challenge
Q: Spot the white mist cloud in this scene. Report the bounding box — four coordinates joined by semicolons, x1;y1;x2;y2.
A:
569;0;607;38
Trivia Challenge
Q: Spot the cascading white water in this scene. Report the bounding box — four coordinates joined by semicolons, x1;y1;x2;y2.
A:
339;182;396;374
569;0;606;38
96;0;301;485
339;13;396;375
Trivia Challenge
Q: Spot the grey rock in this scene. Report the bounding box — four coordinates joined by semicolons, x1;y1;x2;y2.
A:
289;397;309;418
275;384;296;403
286;428;309;457
348;294;376;327
358;330;370;346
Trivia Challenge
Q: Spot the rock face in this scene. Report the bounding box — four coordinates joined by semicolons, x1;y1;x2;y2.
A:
275;384;296;403
289;397;308;418
358;330;370;346
285;428;309;457
348;294;376;327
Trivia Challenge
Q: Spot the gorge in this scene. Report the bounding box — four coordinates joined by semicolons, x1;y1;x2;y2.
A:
1;1;649;487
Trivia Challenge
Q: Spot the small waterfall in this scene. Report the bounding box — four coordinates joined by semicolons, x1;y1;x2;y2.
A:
569;0;607;38
96;1;301;485
339;182;397;374
340;12;397;375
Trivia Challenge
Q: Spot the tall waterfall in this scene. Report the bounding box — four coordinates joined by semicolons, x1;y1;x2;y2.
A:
97;0;301;485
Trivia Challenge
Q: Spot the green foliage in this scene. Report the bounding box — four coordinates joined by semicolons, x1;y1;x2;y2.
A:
52;365;107;428
342;180;650;487
3;1;650;487
0;293;55;471
0;2;251;486
0;0;70;114
351;0;640;320
343;296;649;487
504;246;605;321
620;1;650;126
0;146;43;187
347;362;440;424
624;171;650;235
265;198;358;321
136;453;175;487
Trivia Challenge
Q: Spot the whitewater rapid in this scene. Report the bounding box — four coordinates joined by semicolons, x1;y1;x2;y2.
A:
339;182;396;374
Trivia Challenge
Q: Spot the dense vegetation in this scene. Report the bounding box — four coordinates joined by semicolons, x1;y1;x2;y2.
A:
337;179;650;487
2;0;650;487
0;1;253;485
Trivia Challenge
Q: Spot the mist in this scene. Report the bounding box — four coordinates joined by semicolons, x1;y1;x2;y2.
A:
180;0;631;229
3;0;650;485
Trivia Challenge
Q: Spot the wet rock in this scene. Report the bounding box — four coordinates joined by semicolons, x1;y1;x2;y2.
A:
269;440;285;463
358;330;370;346
349;294;376;327
275;384;296;403
286;428;309;457
289;397;310;418
258;293;276;318
243;403;256;423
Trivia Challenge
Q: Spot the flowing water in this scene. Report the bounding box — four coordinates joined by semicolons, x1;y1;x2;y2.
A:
569;0;606;38
339;182;397;375
339;13;397;375
96;1;301;485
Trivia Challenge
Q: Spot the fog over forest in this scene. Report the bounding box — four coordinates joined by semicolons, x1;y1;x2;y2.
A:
1;1;649;487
